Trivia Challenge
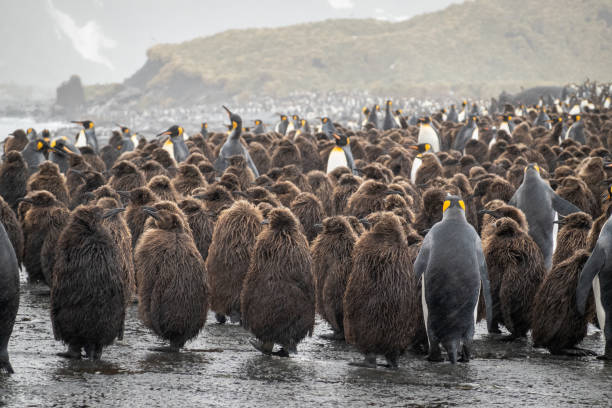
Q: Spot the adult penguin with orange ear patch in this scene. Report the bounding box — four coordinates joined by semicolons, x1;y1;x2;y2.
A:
311;216;357;341
482;216;546;339
509;163;581;269
157;125;188;163
51;205;126;360
414;196;493;363
344;212;414;368
214;106;259;177
241;207;315;357
326;131;356;175
135;206;208;352
206;200;263;324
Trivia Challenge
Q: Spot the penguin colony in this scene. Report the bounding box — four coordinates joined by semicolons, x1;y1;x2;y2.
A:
1;81;612;373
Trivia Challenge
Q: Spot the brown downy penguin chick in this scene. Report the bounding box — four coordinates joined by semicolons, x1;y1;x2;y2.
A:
311;216;357;340
248;142;271;176
331;173;361;216
531;250;597;356
97;197;134;303
142;200;188;232
279;164;311;192
198;162;217;184
141;160;168;182
328;166;352;185
172;163;206;196
0;151;28;212
27;161;70;206
4;129;28;153
109;161;145;192
344;213;414;368
270;140;302;170
135;206;208;352
290;192;325;242
241;207;315;356
345;215;365;236
40;206;70;285
555;176;598;219
552;212;592;265
193;184;235;215
178;198;214;261
68;170;106;209
225;155;255;191
66;154;93;199
347;180;398;219
414;188;447;236
268;181;301;207
51;205;127;360
414;153;443;187
92;185;121;203
147;175;182;203
244;186;282;208
307;170;334;215
125;187;158;248
0;196;23;267
206;200;263;324
482;217;546;338
21;191;67;284
79;146;105;173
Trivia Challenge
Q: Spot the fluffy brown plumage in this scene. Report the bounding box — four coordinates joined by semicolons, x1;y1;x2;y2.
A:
206;200;262;323
125;187;158;248
241;207;314;354
310;216;356;339
134;207;208;350
51;205;126;359
178;198;214;261
347;180;390;219
109;161;145;192
27;161;70;206
331;173;360;216
172;163;206;196
0;196;23;266
147;175;182;202
0;151;28;212
290;192;325;242
343;212;414;367
552;212;592;265
531;250;594;354
482;217;546;337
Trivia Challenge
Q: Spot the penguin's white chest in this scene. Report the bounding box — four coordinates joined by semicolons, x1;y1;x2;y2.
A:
75;129;87;148
422;276;429;338
471;126;479;141
418;125;440;152
163;140;175;161
593;276;606;334
500;122;511;136
326;147;347;174
411;156;423;184
552;211;558;256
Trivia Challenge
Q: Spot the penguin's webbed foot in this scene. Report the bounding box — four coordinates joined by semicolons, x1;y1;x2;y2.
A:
249;338;274;355
349;353;377;368
57;345;82;359
271;348;290;358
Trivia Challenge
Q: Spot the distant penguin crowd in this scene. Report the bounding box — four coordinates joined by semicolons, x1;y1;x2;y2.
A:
2;79;612;374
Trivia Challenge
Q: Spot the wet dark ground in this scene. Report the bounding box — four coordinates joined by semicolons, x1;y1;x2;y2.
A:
2;270;612;408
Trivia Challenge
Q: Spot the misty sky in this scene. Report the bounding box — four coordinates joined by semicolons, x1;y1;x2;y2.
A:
0;0;463;88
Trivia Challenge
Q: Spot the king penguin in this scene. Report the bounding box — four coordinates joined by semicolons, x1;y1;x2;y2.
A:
565;115;585;144
417;117;441;152
509;163;581;269
157;125;189;163
201;122;209;139
320;117;336;141
274;114;290;135
252;120;265;135
414;195;493;363
287;115;300;133
576;212;612;360
116;125;136;152
452;115;479;151
446;105;458;123
499;114;515;136
457;100;468;122
71;120;99;153
408;143;433;184
20;138;49;176
326;131;355;175
382;100;398;130
366;104;379;129
361;107;370;129
533;108;551;129
214;106;259;177
49;137;81;173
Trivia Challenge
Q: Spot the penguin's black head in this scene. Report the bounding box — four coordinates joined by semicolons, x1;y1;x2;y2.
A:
120;125;130;135
221;106;242;130
524;163;541;175
500;114;512;122
292;114;299;121
572;115;582;122
321;117;330;124
41;129;51;141
201;122;208;131
386;100;392;107
602;185;612;203
462;100;467;107
442;195;465;213
280;114;288;122
50;137;73;156
408;143;431;156
333;132;348;147
72;120;94;129
362;107;370;115
158;125;183;139
254;120;262;125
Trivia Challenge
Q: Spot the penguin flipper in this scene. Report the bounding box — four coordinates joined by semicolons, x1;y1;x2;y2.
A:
243;150;260;178
413;233;433;280
576;244;606;315
343;147;356;173
551;193;581;216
